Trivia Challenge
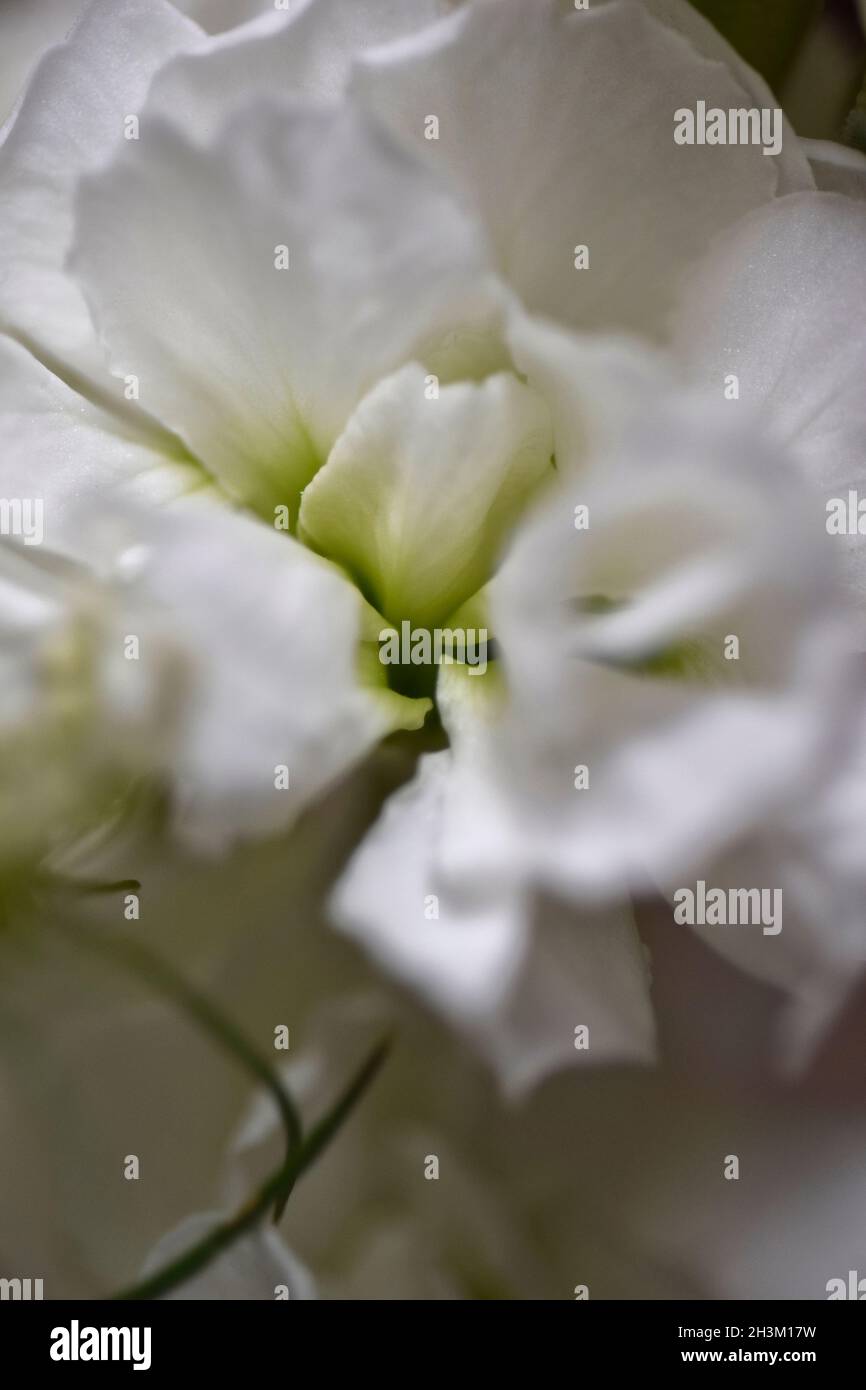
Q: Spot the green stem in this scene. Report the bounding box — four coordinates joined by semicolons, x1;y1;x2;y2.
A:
112;1036;390;1300
58;916;303;1174
49;894;391;1299
64;878;143;897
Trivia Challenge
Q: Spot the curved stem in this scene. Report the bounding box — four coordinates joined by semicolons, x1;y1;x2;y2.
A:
49;894;390;1299
112;1036;390;1300
58;916;303;1170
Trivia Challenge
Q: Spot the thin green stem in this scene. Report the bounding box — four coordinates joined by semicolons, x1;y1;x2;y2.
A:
112;1036;391;1300
64;878;143;897
54;912;302;1182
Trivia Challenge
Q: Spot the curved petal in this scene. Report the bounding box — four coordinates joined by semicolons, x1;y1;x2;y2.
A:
481;381;855;901
803;137;866;199
0;333;201;562
680;699;866;1068
638;0;812;193
505;307;672;473
479;895;657;1096
352;0;783;337
0;0;204;380
672;193;866;612
149;0;445;139
299;363;552;630
112;496;425;851
330;750;655;1094
332;752;528;1021
70;99;495;521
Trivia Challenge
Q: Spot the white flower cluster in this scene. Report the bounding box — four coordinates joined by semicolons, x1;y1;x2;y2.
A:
1;0;866;1300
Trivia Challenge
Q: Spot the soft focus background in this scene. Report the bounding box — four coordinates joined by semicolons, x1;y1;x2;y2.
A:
1;0;865;1301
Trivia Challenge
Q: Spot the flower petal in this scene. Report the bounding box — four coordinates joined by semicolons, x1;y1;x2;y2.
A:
639;0;812;193
70;99;494;520
479;895;657;1096
0;0;204;380
0;333;200;561
115;497;423;851
672;192;866;610
149;0;445;139
803;137;866;199
332;752;528;1020
299;363;552;629
330;749;655;1094
352;0;785;337
505;308;672;472
483;378;853;899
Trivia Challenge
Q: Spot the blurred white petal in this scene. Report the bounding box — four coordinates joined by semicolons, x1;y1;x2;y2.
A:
332;752;527;1021
639;0;813;192
152;0;445;137
331;750;655;1093
0;0;203;382
673;193;866;616
0;333;201;560
70;99;494;519
803;137;866;199
484;379;854;900
118;497;425;851
353;0;790;337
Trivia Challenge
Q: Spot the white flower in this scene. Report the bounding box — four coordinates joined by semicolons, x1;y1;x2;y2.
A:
0;0;864;1092
0;529;180;878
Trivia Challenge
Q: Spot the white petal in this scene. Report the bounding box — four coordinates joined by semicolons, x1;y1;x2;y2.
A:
332;752;528;1020
299;363;552;629
353;0;784;337
150;0;445;139
0;0;204;380
331;749;655;1094
638;0;812;193
479;895;657;1097
120;497;422;851
803;137;866;199
70;99;494;519
506;307;672;473
485;385;854;899
0;333;200;561
673;192;866;610
685;698;866;1067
